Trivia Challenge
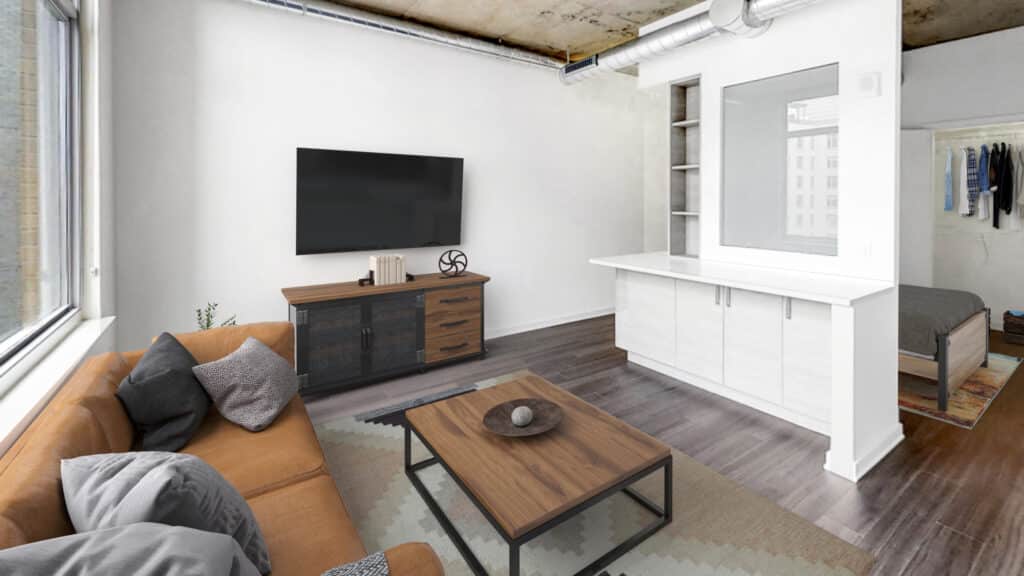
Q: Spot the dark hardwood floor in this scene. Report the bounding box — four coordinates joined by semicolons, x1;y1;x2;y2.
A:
306;315;1024;576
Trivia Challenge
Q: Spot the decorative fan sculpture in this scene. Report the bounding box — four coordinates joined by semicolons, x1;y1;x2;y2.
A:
438;249;468;277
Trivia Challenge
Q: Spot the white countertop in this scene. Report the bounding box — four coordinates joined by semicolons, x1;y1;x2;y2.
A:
590;252;894;306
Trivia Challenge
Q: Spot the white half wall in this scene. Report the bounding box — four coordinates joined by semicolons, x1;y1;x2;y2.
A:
638;0;902;284
111;0;651;349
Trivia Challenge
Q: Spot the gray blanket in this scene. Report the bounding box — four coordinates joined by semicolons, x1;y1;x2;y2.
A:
899;284;985;357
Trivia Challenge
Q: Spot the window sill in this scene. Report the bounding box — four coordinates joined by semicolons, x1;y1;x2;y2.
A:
0;316;116;455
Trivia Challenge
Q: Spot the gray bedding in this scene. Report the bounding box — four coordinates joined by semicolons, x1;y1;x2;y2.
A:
899;284;985;357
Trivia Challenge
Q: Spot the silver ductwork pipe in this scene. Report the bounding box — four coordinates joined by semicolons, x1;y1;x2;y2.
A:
245;0;564;70
560;0;821;84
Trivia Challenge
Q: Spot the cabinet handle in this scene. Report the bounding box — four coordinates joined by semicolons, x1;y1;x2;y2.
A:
360;328;367;350
440;319;469;329
367;327;374;348
715;286;721;305
785;297;792;320
440;296;470;304
725;287;732;308
440;342;469;352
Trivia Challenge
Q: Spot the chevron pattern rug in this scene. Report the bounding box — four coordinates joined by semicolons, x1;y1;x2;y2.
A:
314;371;874;576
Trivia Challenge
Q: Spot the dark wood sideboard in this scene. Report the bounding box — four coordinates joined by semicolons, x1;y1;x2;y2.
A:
282;272;489;396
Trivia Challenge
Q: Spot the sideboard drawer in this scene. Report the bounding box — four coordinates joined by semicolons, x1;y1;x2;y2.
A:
426;285;482;316
426;329;482;364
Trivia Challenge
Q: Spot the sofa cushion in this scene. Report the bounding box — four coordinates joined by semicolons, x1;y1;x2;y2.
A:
193;337;298;432
182;395;326;498
0;522;260;576
248;474;367;575
116;333;210;451
383;543;445;576
173;322;295;366
61;452;271;574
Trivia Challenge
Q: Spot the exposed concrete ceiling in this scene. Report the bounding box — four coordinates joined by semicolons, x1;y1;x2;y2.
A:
324;0;1024;60
903;0;1024;49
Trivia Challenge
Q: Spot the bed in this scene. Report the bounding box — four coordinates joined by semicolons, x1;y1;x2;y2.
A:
899;285;990;412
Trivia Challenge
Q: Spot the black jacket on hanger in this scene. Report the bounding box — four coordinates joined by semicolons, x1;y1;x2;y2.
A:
1000;143;1014;215
992;143;1005;229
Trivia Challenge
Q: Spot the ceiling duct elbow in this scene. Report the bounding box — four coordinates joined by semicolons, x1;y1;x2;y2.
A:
709;0;770;37
560;0;821;84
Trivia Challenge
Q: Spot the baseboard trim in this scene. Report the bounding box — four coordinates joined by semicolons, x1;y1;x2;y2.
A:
824;424;904;482
487;307;614;340
628;352;831;436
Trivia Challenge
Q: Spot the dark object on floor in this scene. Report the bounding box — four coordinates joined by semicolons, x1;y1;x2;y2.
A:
438;249;467;277
1003;310;1024;344
482;397;563;437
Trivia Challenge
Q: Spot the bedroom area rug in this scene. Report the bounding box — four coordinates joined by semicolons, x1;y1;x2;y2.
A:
899;352;1022;429
314;371;874;576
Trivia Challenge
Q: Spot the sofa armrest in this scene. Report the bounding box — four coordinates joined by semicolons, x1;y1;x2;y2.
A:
384;543;444;576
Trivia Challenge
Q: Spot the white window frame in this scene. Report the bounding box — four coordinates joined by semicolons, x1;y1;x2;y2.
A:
0;0;82;394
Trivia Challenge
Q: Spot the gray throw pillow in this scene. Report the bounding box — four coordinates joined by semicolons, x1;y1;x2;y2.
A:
0;523;260;576
116;332;210;451
322;552;390;576
192;337;297;432
61;452;271;575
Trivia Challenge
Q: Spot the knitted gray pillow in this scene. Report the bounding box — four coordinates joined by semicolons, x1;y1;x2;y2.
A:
192;337;297;432
321;552;389;576
61;452;271;575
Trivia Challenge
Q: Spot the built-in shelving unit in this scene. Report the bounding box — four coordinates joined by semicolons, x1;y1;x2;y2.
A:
670;78;701;258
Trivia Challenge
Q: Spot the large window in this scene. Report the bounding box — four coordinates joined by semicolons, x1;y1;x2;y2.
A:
0;0;78;367
721;64;839;256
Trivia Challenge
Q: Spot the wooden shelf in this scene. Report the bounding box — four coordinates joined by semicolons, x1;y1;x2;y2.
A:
671;119;700;128
671;164;700;171
671;211;700;217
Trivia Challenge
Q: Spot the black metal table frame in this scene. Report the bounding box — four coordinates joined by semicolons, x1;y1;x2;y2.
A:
404;422;673;576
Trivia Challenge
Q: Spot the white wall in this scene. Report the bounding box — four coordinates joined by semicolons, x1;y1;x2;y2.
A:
902;27;1024;129
900;28;1024;328
638;0;901;284
898;129;933;286
111;0;650;349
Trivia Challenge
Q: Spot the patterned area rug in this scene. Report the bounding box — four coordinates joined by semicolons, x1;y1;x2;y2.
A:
899;353;1021;429
313;371;874;576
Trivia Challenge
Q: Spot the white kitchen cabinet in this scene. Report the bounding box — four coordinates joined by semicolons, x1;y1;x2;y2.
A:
615;270;676;366
782;297;832;418
723;287;783;404
675;280;723;384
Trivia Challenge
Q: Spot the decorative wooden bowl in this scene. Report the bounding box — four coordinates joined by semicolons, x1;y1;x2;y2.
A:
483;398;563;438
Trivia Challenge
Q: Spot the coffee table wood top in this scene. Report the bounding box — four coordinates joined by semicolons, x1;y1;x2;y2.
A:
405;373;671;539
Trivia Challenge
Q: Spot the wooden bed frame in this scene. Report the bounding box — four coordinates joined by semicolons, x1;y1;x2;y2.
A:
898;308;990;412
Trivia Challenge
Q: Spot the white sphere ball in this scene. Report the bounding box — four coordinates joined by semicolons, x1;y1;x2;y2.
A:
511;406;534;427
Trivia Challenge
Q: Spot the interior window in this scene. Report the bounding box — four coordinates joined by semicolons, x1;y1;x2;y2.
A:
721;64;839;256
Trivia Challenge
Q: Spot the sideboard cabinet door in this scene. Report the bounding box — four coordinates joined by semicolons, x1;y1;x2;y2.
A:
297;301;364;391
782;298;832;419
616;270;676;366
675;279;723;384
367;293;424;375
723;288;783;404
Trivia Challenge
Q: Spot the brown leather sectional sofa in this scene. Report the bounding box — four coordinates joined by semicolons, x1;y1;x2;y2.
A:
0;322;443;575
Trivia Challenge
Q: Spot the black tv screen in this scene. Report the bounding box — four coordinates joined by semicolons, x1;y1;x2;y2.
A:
296;148;463;254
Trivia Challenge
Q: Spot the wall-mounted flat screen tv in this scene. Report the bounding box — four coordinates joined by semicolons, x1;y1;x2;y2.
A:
296;148;463;255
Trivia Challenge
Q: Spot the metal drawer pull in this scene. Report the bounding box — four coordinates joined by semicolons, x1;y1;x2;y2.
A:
440;296;471;304
785;297;792;320
725;287;732;308
440;342;469;352
715;286;720;305
440;319;469;329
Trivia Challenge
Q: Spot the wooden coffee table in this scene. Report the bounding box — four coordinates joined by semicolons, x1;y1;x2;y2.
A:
405;373;672;576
